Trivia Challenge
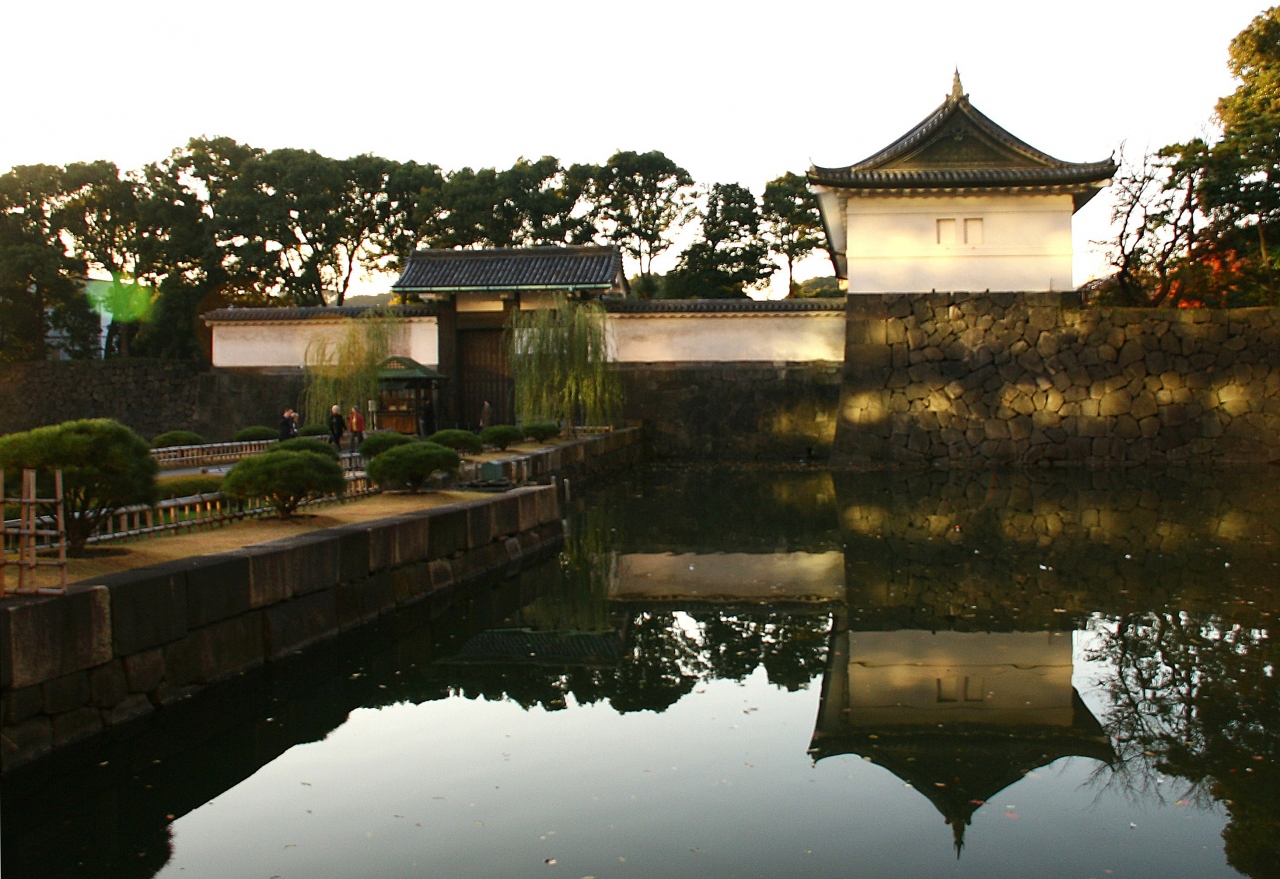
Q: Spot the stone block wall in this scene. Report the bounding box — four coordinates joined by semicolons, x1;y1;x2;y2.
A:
0;360;303;441
834;292;1280;468
617;362;842;460
0;487;563;772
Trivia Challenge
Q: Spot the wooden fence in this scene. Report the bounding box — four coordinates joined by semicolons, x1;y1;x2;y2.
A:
2;474;376;551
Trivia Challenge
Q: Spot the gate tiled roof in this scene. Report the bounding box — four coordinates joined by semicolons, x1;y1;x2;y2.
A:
393;245;625;292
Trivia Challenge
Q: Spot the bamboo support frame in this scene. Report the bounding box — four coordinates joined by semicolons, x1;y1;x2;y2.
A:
1;469;68;594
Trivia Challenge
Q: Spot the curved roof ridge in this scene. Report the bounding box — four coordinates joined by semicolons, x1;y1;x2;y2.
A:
809;84;1114;184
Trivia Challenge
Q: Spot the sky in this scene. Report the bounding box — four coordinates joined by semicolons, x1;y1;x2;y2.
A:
2;0;1268;297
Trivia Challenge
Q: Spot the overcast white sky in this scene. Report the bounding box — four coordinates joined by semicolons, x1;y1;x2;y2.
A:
1;0;1267;297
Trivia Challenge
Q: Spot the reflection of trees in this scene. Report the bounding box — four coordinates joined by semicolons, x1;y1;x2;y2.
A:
1088;612;1279;879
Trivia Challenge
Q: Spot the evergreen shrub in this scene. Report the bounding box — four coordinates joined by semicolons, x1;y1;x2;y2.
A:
0;419;158;553
426;429;483;454
522;421;561;442
271;437;340;459
222;450;346;517
151;430;207;448
233;426;278;442
358;432;415;459
367;442;460;492
299;424;329;437
480;424;524;450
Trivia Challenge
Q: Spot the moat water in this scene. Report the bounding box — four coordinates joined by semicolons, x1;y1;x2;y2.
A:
2;466;1277;878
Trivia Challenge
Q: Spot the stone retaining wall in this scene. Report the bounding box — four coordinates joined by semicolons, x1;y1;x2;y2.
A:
0;361;303;441
834;292;1280;468
617;362;842;460
0;486;562;772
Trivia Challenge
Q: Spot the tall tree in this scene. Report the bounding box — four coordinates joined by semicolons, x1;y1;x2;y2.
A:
428;156;594;250
0;164;100;360
761;172;823;296
593;150;694;287
665;182;771;299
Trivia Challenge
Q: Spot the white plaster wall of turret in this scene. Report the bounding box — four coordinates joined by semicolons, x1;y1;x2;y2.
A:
824;191;1075;294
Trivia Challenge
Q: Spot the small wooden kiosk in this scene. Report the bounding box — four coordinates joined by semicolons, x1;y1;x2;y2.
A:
374;356;445;435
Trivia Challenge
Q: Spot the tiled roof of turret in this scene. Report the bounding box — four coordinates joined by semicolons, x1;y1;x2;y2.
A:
808;73;1115;197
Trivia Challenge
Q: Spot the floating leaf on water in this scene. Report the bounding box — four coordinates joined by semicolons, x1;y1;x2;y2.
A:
544;858;557;865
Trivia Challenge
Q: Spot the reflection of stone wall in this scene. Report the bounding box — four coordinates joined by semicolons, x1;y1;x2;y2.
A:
617;362;841;460
0;361;303;441
835;292;1280;467
834;470;1280;630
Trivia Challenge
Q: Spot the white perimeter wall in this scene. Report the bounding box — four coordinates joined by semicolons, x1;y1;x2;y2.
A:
211;317;438;368
211;313;844;367
845;193;1074;293
608;313;846;362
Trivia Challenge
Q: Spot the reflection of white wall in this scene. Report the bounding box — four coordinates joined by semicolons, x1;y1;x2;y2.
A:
843;194;1074;293
609;314;846;363
210;317;438;368
843;630;1075;726
612;552;845;602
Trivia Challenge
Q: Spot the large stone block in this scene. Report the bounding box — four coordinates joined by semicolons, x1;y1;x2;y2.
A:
1;716;51;771
94;562;188;655
123;648;165;693
466;502;495;549
2;586;111;690
263;592;337;659
393;515;432;565
88;660;128;708
52;706;103;747
427;507;469;559
42;671;90;714
491;495;521;538
246;533;339;606
164;611;264;685
183;553;252;629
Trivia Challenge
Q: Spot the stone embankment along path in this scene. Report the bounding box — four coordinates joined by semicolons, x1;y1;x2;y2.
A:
0;427;642;771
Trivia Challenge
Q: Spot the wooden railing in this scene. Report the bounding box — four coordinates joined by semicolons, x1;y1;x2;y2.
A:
2;474;376;550
150;439;277;470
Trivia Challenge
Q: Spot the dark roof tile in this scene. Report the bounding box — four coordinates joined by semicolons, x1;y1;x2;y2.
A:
393;245;624;291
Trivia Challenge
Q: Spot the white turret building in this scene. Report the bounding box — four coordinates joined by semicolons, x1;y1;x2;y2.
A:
809;74;1114;294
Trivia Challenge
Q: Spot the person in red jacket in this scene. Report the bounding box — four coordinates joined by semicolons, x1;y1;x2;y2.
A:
348;405;365;454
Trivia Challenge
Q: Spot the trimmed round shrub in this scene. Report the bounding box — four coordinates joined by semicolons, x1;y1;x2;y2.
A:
222;450;346;517
480;424;524;450
522;421;561;442
233;426;278;442
359;432;416;459
299;424;329;437
151;430;206;449
0;418;158;553
426;429;483;455
156;473;223;499
367;442;460;492
270;437;340;460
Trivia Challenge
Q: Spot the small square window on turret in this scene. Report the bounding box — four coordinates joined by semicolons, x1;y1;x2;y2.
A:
964;218;984;245
936;218;956;245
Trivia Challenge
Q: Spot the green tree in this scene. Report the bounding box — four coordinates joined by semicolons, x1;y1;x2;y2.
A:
0;419;158;553
0;164;100;360
593;150;694;289
427;156;594;250
665;182;771;299
222;449;346;517
762;172;823;296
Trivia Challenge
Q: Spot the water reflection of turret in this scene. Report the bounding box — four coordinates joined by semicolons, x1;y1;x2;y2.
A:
811;608;1112;855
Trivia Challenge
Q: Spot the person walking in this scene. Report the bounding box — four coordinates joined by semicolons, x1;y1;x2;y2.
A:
479;399;492;431
348;405;365;454
289;409;299;438
418;398;435;438
278;407;294;442
327;404;346;449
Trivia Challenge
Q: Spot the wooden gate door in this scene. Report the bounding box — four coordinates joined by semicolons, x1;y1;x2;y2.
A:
457;329;513;429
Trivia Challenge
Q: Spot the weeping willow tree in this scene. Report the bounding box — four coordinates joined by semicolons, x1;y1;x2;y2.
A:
508;295;622;430
300;310;401;428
